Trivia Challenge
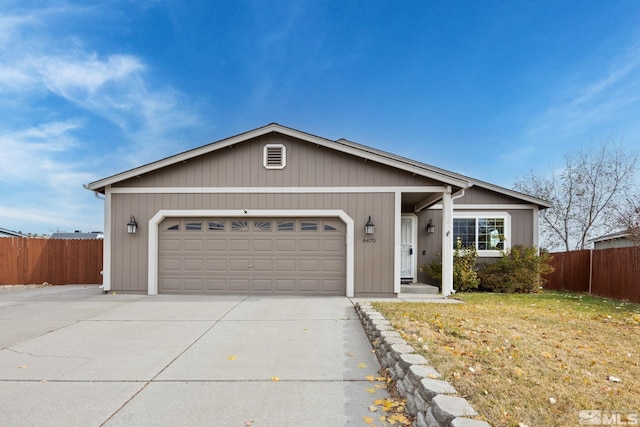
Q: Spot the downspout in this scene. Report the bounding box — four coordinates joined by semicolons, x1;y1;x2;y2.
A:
451;188;466;203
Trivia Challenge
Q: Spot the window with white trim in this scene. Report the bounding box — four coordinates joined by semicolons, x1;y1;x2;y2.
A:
263;144;286;169
452;213;510;256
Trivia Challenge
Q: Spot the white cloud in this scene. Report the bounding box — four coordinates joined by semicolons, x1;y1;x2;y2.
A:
0;4;201;152
0;120;83;182
0;2;205;233
40;53;146;97
0;119;103;234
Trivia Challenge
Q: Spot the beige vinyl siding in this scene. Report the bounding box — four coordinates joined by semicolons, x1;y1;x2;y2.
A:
110;191;396;294
114;134;437;189
454;186;528;205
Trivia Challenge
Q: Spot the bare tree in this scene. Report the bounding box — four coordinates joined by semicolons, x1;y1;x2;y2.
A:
514;142;637;251
617;194;640;244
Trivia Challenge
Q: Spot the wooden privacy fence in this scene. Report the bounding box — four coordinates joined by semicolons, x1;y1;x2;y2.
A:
544;246;640;303
0;238;103;285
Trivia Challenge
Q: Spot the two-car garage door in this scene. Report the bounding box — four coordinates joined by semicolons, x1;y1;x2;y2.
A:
158;217;346;295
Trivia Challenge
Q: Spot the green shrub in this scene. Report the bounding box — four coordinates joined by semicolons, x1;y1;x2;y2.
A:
477;245;554;293
419;238;480;292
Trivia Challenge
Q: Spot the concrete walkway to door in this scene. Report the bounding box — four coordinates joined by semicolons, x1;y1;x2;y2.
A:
0;285;388;427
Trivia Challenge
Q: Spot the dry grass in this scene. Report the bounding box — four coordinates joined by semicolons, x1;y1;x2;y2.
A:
373;292;640;427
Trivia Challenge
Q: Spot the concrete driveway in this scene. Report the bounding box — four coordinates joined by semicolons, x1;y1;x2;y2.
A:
0;285;388;426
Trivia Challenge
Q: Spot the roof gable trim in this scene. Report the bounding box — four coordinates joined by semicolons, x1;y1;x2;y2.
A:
86;123;471;191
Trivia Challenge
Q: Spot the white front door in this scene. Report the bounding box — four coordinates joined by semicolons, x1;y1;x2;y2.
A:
400;215;417;283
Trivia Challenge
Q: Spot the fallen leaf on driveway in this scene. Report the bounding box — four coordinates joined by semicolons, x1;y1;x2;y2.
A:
17;365;27;369
368;405;378;412
366;375;375;382
363;416;374;424
244;421;254;426
271;376;280;382
365;387;377;394
226;355;237;361
358;363;367;368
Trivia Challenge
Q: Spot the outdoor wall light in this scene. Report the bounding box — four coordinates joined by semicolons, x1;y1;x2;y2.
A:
127;216;138;234
426;219;435;234
365;216;375;235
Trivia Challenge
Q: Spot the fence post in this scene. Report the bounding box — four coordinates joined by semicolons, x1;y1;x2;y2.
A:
589;249;593;295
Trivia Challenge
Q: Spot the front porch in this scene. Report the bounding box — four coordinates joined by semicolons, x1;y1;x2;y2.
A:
399;186;458;297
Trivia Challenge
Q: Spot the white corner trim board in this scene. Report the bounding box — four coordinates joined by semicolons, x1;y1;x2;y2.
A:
102;186;112;291
147;209;355;297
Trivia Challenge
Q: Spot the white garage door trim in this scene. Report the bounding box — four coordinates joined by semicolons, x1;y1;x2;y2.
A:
148;209;354;297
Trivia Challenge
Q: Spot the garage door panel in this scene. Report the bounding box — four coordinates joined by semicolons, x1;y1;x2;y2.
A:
206;239;226;251
160;258;181;272
252;279;272;292
159;217;345;295
183;239;205;251
275;279;296;291
161;239;181;251
160;278;181;291
206;278;227;291
252;259;273;271
299;259;319;271
275;239;296;251
322;239;344;252
275;259;296;272
323;260;343;273
229;259;250;271
184;278;204;291
207;259;226;271
298;279;319;292
229;239;250;251
184;258;205;271
229;279;250;291
252;239;273;251
299;239;320;251
322;279;343;293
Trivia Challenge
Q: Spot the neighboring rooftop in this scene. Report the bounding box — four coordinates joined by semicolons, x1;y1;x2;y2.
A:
50;231;104;240
589;230;631;244
0;227;28;238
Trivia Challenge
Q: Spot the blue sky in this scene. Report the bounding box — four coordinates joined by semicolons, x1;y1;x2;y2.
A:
1;1;639;235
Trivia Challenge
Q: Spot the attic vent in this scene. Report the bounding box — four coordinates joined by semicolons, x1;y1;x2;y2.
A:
263;144;286;169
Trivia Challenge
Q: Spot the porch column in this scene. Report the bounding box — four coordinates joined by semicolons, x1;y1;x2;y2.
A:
441;186;454;297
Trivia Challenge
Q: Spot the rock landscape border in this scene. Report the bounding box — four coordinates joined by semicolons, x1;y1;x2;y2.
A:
355;302;491;427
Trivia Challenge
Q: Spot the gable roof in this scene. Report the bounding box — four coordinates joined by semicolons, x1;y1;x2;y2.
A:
85;123;551;208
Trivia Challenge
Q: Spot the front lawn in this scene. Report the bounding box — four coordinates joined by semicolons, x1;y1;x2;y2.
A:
373;292;640;427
